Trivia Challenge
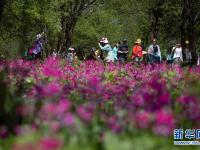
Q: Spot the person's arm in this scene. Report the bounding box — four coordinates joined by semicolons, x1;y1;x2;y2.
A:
98;43;103;50
98;43;111;51
180;48;183;61
118;46;123;53
171;47;176;59
133;46;137;55
147;45;152;54
124;45;129;53
157;45;162;61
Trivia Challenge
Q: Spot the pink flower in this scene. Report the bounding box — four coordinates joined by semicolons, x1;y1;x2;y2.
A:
43;82;61;97
40;137;62;150
178;95;200;121
63;113;74;126
77;105;94;123
41;57;63;79
153;109;175;136
107;116;123;133
50;121;61;132
43;103;56;117
56;99;71;115
0;126;8;138
16;104;34;117
134;111;152;129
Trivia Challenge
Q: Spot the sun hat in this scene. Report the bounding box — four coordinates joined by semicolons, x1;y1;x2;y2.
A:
123;39;127;42
135;39;142;44
68;47;75;51
100;38;109;44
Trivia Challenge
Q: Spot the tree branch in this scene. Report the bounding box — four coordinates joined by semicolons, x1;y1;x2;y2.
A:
194;11;200;22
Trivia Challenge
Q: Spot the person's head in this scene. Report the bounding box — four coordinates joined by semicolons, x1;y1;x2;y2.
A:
135;39;142;45
168;47;173;54
122;39;127;44
91;47;96;52
152;38;157;45
36;34;42;40
176;43;181;48
68;47;75;53
115;42;120;47
100;37;109;46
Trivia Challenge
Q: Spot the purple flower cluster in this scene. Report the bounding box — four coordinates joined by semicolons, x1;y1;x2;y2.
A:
0;57;200;148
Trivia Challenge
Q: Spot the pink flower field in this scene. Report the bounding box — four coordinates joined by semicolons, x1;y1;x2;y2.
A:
0;58;200;150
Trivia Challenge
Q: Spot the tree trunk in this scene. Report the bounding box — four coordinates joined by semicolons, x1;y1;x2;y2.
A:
63;17;78;50
57;0;97;52
149;0;163;39
0;0;5;22
150;11;159;39
181;0;198;65
57;16;78;52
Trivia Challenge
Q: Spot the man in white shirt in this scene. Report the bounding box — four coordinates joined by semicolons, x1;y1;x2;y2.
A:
172;43;183;66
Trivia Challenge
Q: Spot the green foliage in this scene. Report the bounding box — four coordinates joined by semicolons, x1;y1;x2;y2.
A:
0;0;61;57
0;0;200;57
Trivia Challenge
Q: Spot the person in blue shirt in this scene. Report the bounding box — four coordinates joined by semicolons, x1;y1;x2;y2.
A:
112;42;120;61
98;37;114;62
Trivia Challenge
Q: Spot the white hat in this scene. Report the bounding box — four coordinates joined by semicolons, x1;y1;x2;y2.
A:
68;47;75;51
36;34;42;40
100;37;109;44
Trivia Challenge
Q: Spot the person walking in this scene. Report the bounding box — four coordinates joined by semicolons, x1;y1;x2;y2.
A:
147;38;162;64
32;32;45;59
166;47;173;65
172;43;183;66
98;38;114;62
184;40;192;66
113;42;120;61
197;53;200;66
66;47;75;64
131;38;143;63
118;39;129;62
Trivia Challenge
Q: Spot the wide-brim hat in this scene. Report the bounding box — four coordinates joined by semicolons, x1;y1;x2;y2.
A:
68;47;75;51
100;38;109;44
135;39;142;44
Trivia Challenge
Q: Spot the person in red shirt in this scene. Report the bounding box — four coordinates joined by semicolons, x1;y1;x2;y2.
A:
132;39;143;63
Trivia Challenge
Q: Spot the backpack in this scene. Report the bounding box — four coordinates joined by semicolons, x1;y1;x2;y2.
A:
153;45;158;54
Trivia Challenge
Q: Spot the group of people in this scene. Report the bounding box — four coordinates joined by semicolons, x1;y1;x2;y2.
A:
166;41;193;66
96;37;162;64
24;33;200;66
91;37;198;66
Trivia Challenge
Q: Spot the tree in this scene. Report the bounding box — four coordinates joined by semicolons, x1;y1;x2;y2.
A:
57;0;97;51
181;0;200;65
0;0;5;21
0;0;61;56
